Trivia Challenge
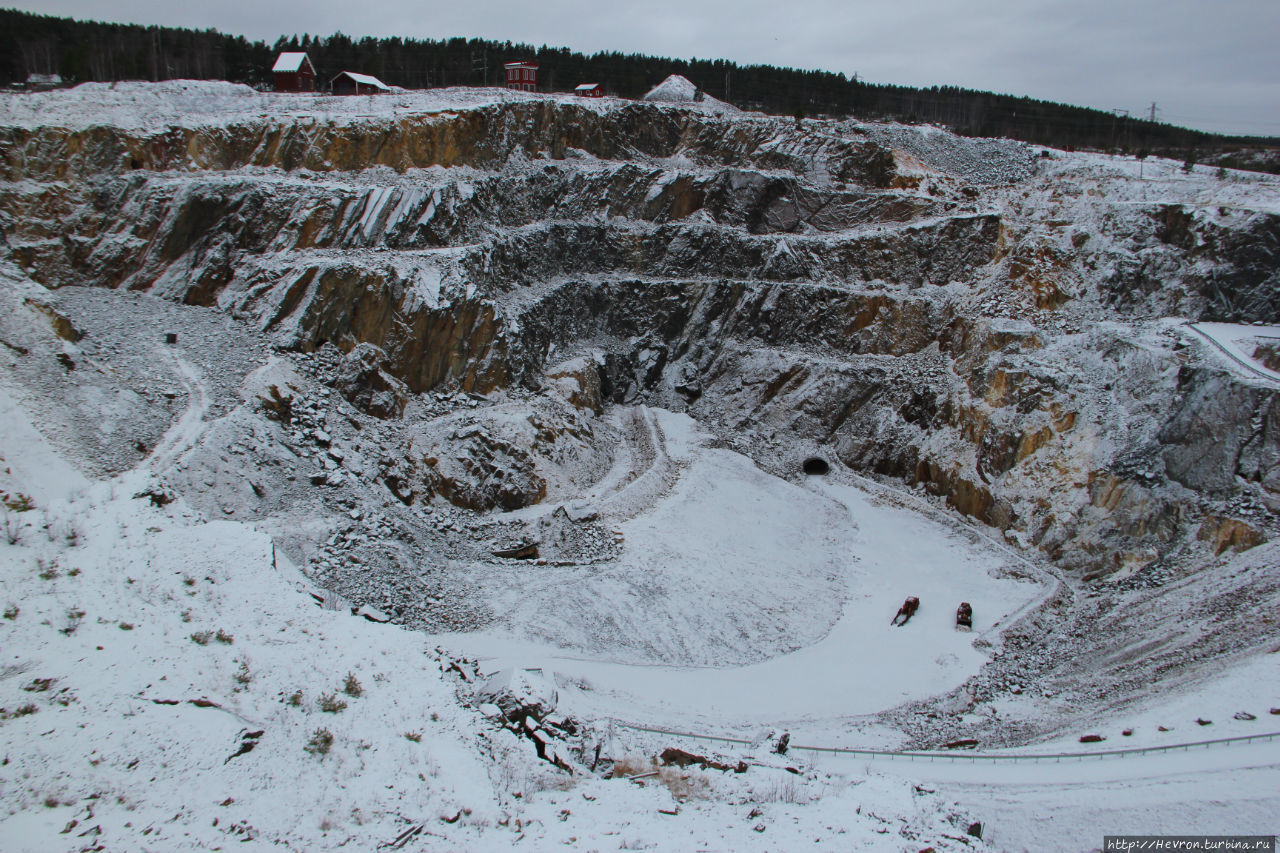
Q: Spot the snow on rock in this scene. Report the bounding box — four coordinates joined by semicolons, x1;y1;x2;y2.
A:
642;74;739;114
0;468;992;851
644;74;700;102
4;80;1280;851
0;471;502;851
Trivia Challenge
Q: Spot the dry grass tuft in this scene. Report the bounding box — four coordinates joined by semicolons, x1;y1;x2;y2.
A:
610;755;709;802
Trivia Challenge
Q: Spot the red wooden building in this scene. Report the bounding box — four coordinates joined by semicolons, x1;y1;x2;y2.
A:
272;52;317;92
504;61;538;92
574;83;603;98
330;71;392;96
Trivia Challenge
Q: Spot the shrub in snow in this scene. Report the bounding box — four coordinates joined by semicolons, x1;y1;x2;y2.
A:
304;728;334;756
318;693;347;713
2;509;20;545
60;608;85;635
233;660;252;689
342;672;363;697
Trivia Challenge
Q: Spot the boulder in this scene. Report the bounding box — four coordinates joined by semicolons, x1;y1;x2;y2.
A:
545;356;604;415
415;426;546;511
1197;515;1266;555
336;343;408;418
356;604;391;623
475;668;558;723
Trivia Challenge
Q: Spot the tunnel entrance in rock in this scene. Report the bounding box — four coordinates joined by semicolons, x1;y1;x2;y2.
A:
802;457;830;476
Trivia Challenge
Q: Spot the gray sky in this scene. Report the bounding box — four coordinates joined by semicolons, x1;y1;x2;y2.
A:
13;0;1280;136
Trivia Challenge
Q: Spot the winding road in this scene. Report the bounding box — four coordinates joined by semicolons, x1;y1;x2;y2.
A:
143;348;211;472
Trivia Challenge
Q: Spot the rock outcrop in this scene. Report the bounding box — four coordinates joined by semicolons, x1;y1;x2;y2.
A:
2;85;1278;578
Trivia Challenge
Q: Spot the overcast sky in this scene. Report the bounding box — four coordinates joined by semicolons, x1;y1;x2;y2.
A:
13;0;1280;136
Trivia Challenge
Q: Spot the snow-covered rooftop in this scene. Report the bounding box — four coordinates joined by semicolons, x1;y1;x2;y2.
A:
271;52;312;74
332;71;390;90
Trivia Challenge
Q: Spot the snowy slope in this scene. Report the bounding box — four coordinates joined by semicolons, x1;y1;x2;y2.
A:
3;80;1279;853
0;395;993;851
439;413;1046;735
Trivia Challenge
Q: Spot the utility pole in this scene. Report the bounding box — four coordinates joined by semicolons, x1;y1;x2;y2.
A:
724;70;730;102
471;50;488;86
1110;108;1129;151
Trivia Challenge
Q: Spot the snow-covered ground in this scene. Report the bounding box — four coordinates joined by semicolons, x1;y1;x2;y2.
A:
7;369;1271;850
860;650;1280;850
438;409;1046;739
0;79;733;133
3;81;1280;852
0;391;1000;851
1187;322;1280;385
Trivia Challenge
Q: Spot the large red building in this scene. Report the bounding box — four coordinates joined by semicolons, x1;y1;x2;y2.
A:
272;52;316;92
504;61;538;92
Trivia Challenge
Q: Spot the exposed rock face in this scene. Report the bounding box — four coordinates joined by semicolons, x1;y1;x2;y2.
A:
335;343;408;418
0;101;900;184
1159;369;1280;495
1197;515;1266;555
407;397;609;511
2;86;1278;578
414;424;547;511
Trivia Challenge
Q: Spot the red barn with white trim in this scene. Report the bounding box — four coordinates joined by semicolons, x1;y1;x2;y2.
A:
504;61;538;92
574;83;603;98
272;52;316;92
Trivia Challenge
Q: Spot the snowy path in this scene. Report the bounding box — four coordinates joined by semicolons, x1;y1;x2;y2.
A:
497;405;673;526
435;417;1047;736
1186;322;1280;385
855;742;1280;852
590;405;678;521
143;349;210;471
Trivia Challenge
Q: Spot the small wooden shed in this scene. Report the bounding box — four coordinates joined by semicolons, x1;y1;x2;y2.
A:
573;83;603;98
330;71;391;96
272;52;316;92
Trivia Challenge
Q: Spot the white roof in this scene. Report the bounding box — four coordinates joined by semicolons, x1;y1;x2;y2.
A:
332;71;390;90
272;53;313;73
574;83;600;91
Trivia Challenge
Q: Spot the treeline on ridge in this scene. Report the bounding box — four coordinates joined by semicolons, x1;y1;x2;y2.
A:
1;7;1275;171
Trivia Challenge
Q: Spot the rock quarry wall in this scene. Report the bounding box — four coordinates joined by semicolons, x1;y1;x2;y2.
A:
2;95;1277;577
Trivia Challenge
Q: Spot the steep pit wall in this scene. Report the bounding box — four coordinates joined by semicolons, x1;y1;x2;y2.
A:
3;93;1278;577
0;101;896;184
1093;203;1280;323
1;169;961;293
502;276;1280;573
